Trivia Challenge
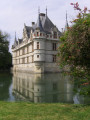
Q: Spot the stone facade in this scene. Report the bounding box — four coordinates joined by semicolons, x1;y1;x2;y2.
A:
12;12;61;73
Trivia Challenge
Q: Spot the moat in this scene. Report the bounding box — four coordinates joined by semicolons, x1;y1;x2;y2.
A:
0;72;89;104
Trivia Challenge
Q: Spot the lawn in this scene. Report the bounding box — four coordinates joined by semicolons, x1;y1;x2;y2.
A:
0;102;90;120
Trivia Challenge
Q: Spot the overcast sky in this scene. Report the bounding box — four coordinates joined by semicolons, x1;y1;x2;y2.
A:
0;0;90;52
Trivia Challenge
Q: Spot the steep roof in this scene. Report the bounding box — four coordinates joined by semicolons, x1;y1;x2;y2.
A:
13;12;61;47
25;26;33;38
36;13;55;33
18;39;23;44
36;14;44;32
25;13;61;35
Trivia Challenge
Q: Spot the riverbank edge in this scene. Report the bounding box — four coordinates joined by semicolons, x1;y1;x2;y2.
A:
0;102;90;120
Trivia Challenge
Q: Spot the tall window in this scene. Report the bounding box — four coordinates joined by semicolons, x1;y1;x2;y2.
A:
37;42;39;49
27;46;29;53
22;48;25;55
22;58;25;64
19;50;20;56
32;42;34;52
54;32;57;38
53;43;57;50
40;33;42;36
19;59;20;64
16;51;18;57
53;55;56;62
27;57;29;63
37;32;39;36
32;55;34;63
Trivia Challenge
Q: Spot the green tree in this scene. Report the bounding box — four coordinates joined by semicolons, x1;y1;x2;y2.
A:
58;3;90;96
0;30;12;70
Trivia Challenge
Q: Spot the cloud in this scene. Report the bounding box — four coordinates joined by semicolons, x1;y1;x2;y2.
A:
0;0;90;52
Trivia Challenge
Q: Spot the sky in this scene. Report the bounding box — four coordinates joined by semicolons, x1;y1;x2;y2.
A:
0;0;90;52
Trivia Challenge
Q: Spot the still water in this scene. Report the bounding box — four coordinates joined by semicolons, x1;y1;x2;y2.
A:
0;72;89;104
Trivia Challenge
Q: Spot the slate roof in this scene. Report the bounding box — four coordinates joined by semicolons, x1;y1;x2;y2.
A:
25;26;33;38
36;14;44;32
13;12;61;47
25;13;60;34
18;39;23;44
35;13;55;33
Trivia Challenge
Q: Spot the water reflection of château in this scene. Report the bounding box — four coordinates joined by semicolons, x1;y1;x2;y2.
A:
12;72;74;103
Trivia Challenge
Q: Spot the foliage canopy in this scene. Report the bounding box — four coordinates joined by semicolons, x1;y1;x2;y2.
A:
0;30;12;70
58;3;90;96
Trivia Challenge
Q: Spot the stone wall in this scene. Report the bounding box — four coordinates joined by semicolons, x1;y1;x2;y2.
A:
13;62;62;73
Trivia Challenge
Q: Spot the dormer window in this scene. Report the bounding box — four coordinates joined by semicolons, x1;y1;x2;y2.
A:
37;32;39;36
54;32;57;39
40;33;42;36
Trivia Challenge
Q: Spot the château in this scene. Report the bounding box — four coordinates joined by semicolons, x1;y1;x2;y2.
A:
12;10;61;73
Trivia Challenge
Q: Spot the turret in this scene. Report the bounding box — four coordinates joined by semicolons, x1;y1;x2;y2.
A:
13;32;18;47
65;11;69;31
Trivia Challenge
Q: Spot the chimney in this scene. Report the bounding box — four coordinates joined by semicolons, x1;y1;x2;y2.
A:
32;22;35;25
32;22;35;29
39;13;45;17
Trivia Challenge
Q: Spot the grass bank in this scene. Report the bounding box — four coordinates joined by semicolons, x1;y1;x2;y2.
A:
0;102;90;120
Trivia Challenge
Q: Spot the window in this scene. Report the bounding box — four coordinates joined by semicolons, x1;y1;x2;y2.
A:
53;55;56;62
40;33;42;36
22;58;25;64
53;43;57;50
37;55;39;58
37;32;39;36
32;42;34;52
16;59;17;64
27;57;29;63
19;50;20;56
22;48;25;55
27;46;29;53
19;59;20;64
16;51;18;57
32;55;34;63
54;32;57;38
37;42;39;49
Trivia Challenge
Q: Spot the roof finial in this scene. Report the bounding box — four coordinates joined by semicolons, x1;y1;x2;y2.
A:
15;32;17;41
66;11;67;22
24;23;26;27
38;6;40;15
65;11;69;31
46;6;47;16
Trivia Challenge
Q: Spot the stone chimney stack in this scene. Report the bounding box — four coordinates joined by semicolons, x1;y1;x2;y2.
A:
32;22;35;29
